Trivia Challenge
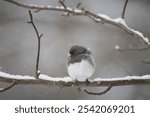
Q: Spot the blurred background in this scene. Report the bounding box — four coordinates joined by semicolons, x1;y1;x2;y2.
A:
0;0;150;99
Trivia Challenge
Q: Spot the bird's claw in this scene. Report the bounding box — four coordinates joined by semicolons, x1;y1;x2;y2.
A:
86;79;91;83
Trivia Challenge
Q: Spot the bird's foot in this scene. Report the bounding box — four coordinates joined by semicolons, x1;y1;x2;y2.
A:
86;79;91;83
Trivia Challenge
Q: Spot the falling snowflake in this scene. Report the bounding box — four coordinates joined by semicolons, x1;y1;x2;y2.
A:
115;45;120;50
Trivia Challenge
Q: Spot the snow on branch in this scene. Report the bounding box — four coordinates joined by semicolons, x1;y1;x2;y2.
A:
1;70;150;95
84;10;150;45
1;71;150;87
3;0;150;45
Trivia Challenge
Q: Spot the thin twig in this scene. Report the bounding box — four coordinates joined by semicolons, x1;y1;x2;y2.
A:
0;80;17;93
121;0;128;19
34;9;41;13
84;85;112;96
76;2;81;9
87;15;103;23
27;10;43;79
118;46;150;52
59;0;67;9
59;0;70;16
3;0;150;45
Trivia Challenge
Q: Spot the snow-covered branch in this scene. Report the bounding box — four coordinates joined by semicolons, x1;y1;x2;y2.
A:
3;0;150;45
1;71;150;88
84;10;150;45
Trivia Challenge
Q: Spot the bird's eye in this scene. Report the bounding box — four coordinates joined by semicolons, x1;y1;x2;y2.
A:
70;50;73;55
70;49;75;55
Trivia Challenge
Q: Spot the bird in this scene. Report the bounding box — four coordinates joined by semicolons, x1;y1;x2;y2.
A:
67;45;95;82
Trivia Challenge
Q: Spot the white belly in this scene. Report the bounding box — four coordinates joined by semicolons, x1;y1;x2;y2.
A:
67;60;94;81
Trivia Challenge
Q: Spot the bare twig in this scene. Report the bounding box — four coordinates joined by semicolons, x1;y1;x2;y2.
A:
87;14;103;23
117;46;150;52
34;9;42;13
0;80;17;93
76;2;81;9
59;0;66;9
27;10;43;79
59;0;70;16
121;0;128;19
84;85;112;96
3;0;150;45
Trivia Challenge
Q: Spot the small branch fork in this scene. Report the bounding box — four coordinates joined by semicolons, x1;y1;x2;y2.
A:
27;10;43;79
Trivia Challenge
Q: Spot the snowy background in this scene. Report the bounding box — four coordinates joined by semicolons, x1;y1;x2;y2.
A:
0;0;150;99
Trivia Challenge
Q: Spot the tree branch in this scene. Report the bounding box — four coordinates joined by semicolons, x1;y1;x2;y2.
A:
3;0;81;15
116;45;150;52
3;0;150;45
121;0;128;19
27;10;43;79
0;71;150;88
82;9;150;45
0;80;17;93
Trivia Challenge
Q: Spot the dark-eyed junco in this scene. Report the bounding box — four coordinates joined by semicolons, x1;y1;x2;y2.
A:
67;45;95;82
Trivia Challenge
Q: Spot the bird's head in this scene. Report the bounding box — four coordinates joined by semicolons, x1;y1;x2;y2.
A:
69;45;91;57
